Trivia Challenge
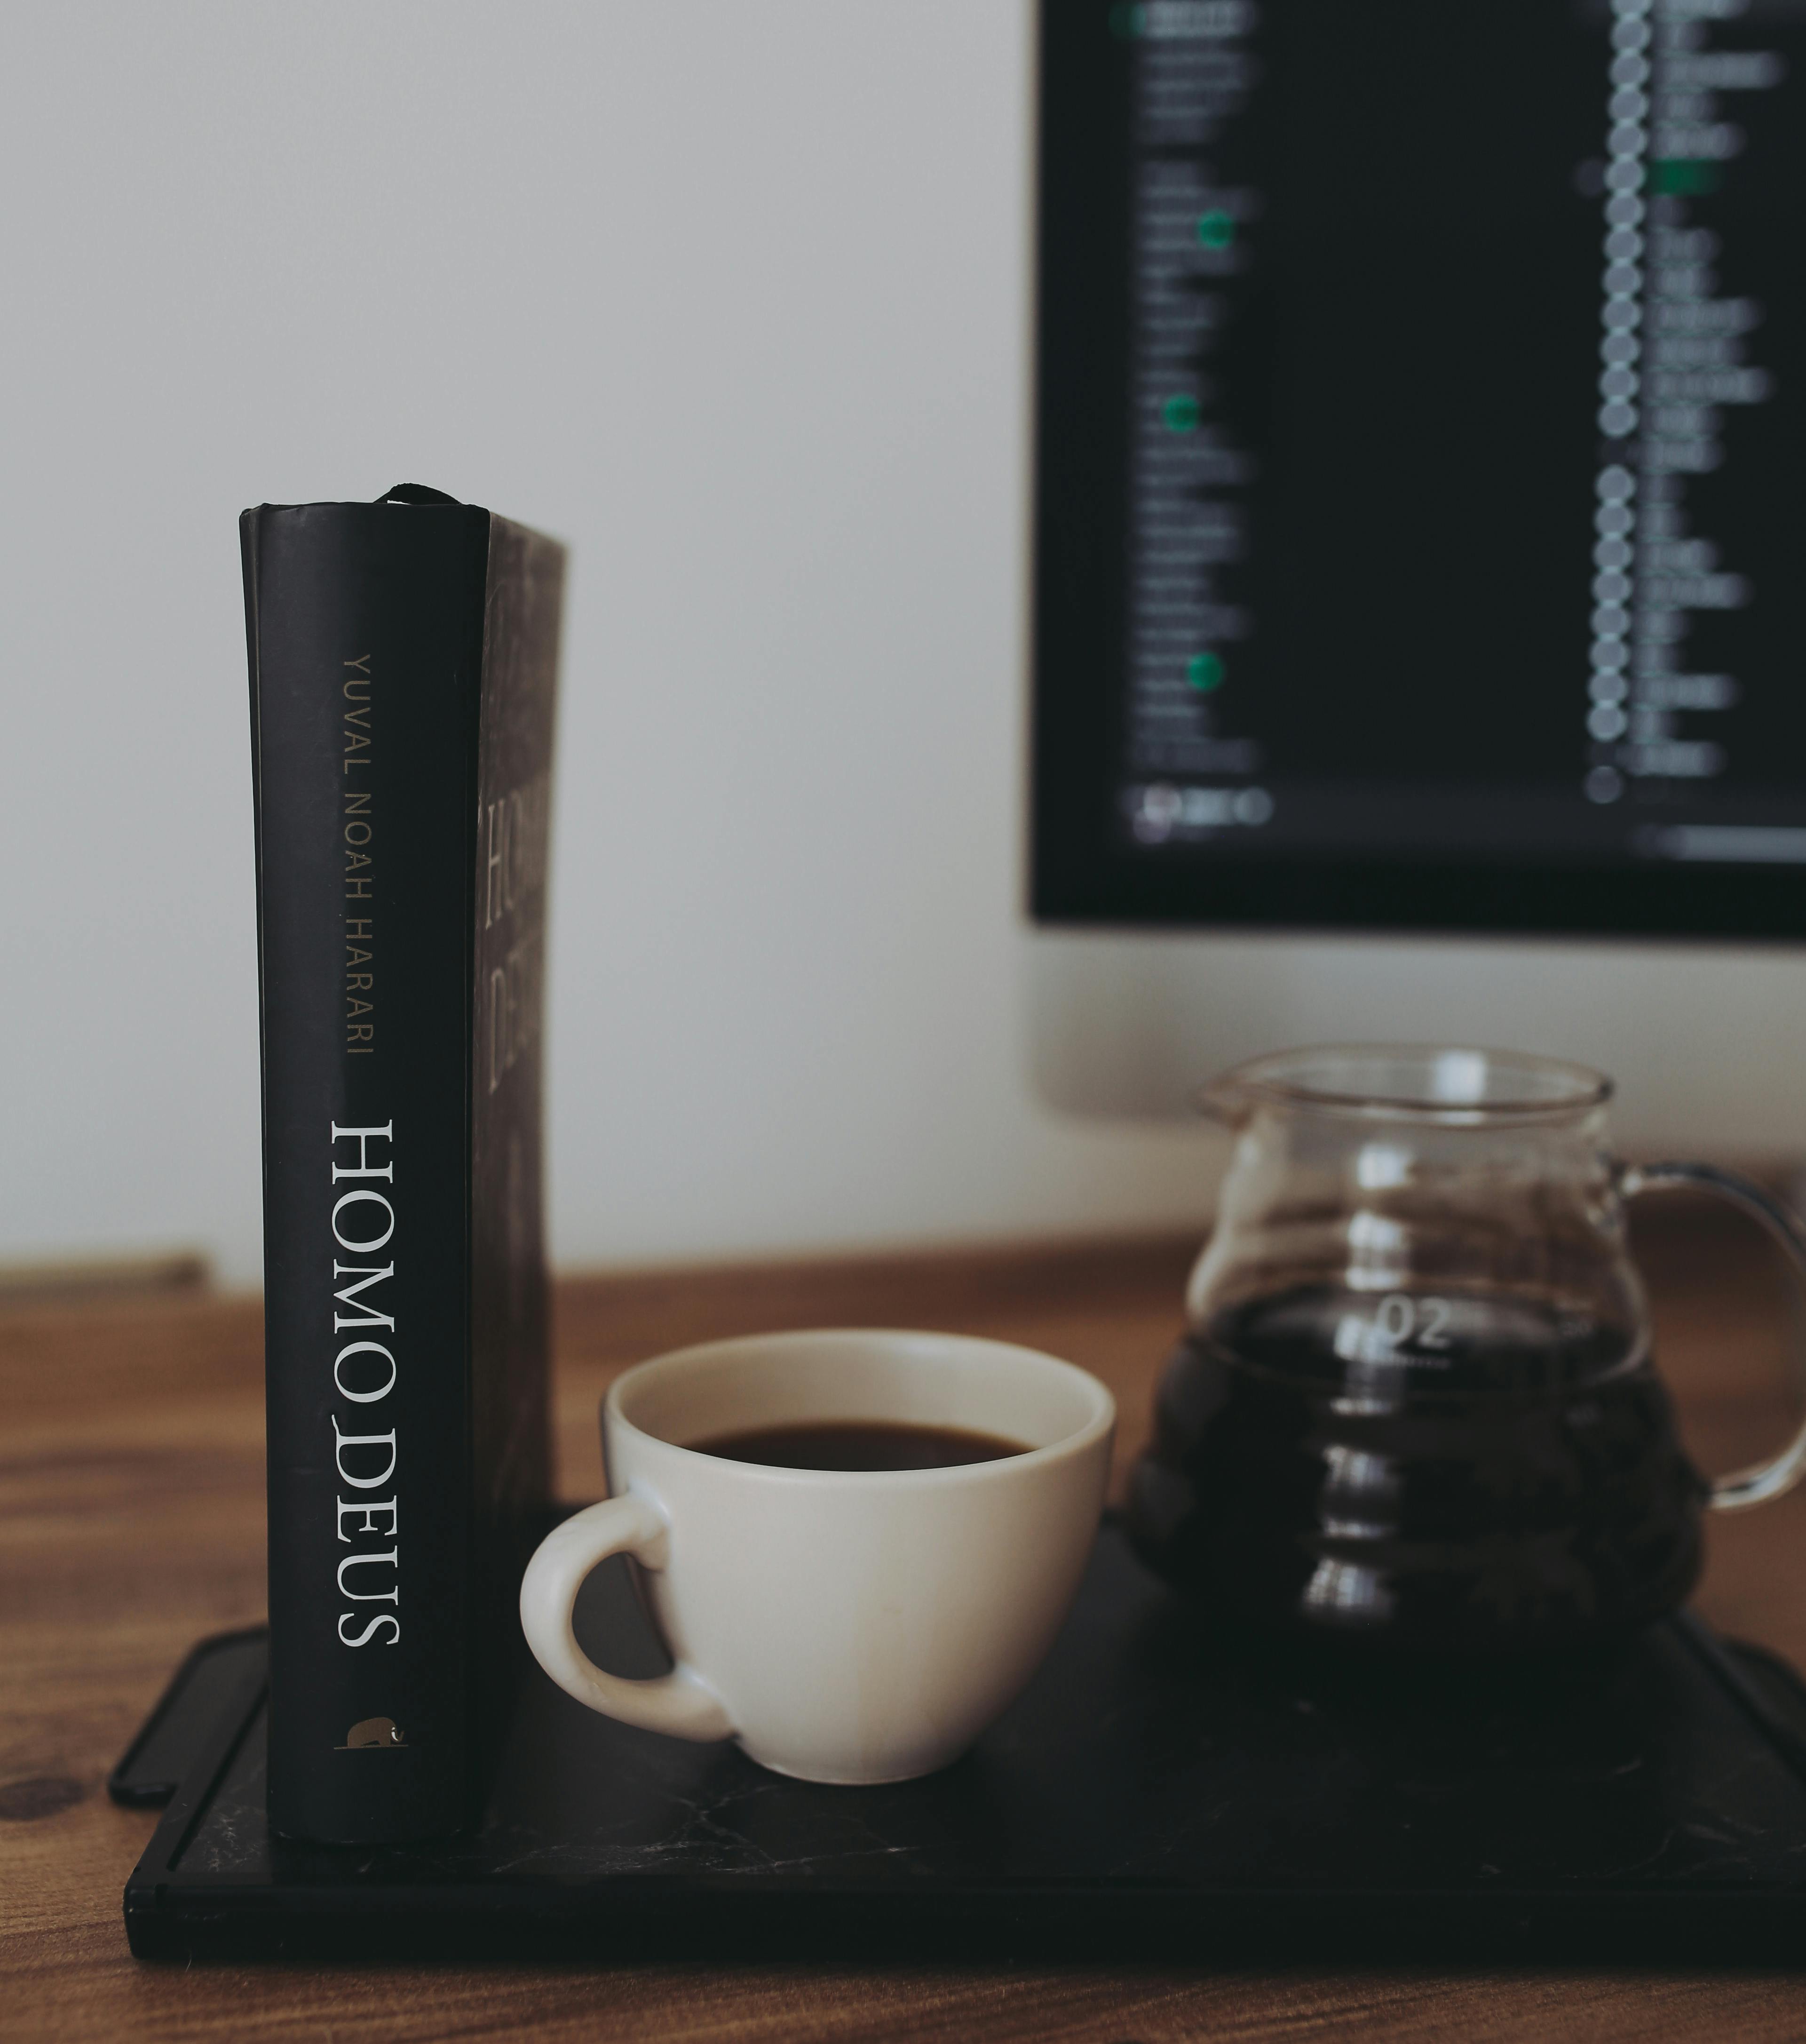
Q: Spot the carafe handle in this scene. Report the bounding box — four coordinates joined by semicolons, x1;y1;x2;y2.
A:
1620;1161;1806;1512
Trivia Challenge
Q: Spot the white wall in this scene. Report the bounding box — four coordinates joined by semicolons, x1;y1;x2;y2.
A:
0;0;1216;1285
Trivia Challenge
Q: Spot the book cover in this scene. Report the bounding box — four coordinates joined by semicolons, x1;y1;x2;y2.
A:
242;485;563;1843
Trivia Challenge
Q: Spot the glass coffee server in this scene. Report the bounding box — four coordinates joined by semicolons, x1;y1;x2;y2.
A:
1128;1046;1806;1652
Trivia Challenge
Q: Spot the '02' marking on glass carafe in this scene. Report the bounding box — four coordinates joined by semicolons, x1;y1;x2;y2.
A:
1333;1294;1455;1367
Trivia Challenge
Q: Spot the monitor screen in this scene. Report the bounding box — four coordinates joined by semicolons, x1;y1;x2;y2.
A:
1031;0;1806;939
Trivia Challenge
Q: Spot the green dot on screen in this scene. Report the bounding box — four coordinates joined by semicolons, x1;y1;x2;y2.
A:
1649;159;1720;196
1187;652;1225;692
1196;211;1236;249
1162;394;1201;432
1108;3;1145;39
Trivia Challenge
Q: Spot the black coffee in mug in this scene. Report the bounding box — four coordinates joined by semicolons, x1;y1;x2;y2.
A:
691;1420;1030;1472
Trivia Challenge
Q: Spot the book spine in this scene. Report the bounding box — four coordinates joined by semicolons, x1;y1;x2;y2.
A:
244;502;491;1842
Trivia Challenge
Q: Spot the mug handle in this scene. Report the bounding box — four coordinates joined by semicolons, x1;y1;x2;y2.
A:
518;1493;736;1740
1620;1161;1806;1512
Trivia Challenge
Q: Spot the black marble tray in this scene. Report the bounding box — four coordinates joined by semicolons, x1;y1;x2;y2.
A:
121;1528;1806;1962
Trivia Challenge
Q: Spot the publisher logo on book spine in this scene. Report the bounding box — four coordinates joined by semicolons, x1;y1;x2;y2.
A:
336;1716;406;1751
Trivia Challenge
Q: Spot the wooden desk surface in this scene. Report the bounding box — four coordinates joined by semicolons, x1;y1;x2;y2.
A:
6;1210;1806;2041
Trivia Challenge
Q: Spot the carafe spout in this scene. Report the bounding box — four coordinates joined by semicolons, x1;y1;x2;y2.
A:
1193;1074;1251;1129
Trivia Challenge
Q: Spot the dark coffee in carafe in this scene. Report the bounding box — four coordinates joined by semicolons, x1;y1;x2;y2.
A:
1125;1046;1806;1654
1128;1285;1706;1651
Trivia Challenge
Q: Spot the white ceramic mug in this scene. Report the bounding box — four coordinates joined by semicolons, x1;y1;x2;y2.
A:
518;1328;1115;1785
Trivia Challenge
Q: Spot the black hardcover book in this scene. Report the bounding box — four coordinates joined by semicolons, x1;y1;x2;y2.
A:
242;485;564;1844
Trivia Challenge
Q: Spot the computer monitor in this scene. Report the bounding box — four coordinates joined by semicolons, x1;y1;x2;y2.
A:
1028;0;1806;1153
